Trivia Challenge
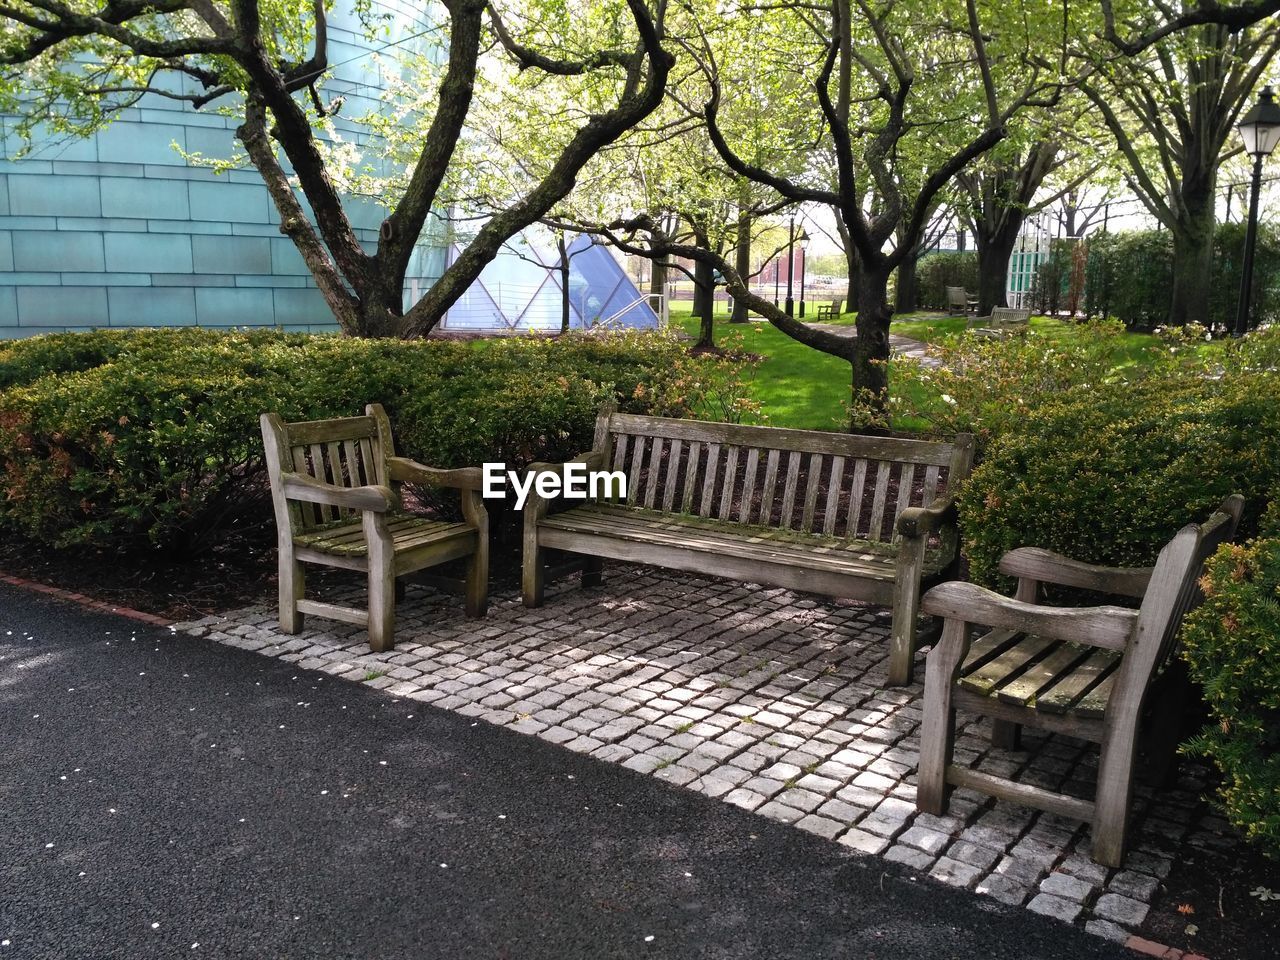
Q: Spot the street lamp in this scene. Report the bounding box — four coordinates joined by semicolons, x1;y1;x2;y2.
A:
797;229;809;318
784;216;796;317
1233;85;1280;337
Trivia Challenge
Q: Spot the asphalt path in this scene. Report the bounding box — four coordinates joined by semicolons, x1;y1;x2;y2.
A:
0;582;1132;959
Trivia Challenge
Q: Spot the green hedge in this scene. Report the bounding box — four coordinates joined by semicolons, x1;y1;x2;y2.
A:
1181;534;1280;855
0;329;696;555
1082;223;1280;332
954;329;1280;586
915;252;979;310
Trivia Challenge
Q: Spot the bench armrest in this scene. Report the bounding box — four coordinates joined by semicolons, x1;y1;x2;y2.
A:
524;450;607;481
922;580;1137;650
387;456;485;492
999;547;1153;600
896;496;958;539
281;472;397;513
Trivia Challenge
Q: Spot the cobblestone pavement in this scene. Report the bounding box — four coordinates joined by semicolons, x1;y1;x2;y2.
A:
176;566;1239;945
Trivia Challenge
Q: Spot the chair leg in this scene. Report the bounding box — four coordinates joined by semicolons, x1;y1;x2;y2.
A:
522;538;545;608
1092;735;1138;868
991;720;1023;750
279;554;304;634
582;556;604;588
363;514;396;653
917;619;966;815
465;542;489;618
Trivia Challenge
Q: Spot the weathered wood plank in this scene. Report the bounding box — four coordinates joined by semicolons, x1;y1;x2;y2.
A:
759;449;781;525
922;464;941;507
661;439;682;512
286;416;378;446
946;766;1096;822
698;442;721;518
867;461;892;541
680;442;702;514
846;459;868;538
959;633;1058;697
739;447;761;524
644;436;664;509
1036;649;1120;714
801;453;823;532
779;451;801;530
626;435;647;506
612;433;630;473
822;456;845;536
718;445;740;519
895;463;917;518
995;641;1095;707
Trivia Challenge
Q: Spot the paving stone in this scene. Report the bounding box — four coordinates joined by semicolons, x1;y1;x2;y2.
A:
898;825;950;856
1092;893;1150;927
1026;894;1083;924
974;874;1031;907
883;845;934;871
1107;870;1160;901
837;829;889;856
796;815;846;841
945;840;1001;872
1084;920;1131;944
929;857;983;888
1038;871;1096;903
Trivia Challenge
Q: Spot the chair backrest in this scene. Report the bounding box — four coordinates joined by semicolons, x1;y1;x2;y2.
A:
260;403;396;533
990;307;1030;324
595;411;974;544
945;286;968;309
1114;495;1244;709
831;298;843;314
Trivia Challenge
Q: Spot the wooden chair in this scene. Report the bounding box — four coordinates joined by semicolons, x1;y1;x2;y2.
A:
916;496;1242;866
945;286;977;316
260;403;489;652
814;298;843;319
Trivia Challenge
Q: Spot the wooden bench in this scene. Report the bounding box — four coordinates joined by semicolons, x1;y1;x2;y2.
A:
916;495;1242;866
814;298;843;320
946;286;977;316
522;408;975;685
967;306;1030;338
261;403;489;653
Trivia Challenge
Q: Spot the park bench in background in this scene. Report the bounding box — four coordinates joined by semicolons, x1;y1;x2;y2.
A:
946;286;977;315
522;408;975;685
968;306;1031;338
916;495;1243;866
261;403;489;652
814;298;844;320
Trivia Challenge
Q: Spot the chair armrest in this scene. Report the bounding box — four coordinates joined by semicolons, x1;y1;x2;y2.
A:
281;473;397;512
897;496;958;538
998;547;1153;599
921;580;1137;650
386;456;485;491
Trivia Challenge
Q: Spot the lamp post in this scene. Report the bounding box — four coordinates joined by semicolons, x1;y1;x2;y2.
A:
784;215;796;317
797;229;809;318
1234;85;1280;337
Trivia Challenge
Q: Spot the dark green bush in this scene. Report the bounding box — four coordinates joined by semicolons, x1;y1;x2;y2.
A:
0;329;697;555
959;364;1280;587
1181;536;1280;855
915;252;979;310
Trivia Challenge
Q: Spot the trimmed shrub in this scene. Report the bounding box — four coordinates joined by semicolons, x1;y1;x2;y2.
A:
0;329;702;555
958;369;1280;587
915;251;979;310
1181;536;1280;855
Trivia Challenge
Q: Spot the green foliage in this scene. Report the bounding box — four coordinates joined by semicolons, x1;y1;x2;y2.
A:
1084;224;1280;332
1181;537;1280;855
0;329;705;555
915;252;979;310
958;358;1280;587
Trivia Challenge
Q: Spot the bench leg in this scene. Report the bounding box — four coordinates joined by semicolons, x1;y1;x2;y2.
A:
364;514;396;653
1092;732;1138;867
582;556;604;588
522;538;545;608
279;553;304;634
991;720;1022;750
917;619;966;815
465;542;489;618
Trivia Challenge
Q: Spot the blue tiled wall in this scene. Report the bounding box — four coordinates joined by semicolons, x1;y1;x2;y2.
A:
0;1;445;340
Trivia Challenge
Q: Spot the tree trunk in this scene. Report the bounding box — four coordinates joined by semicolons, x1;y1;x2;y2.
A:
557;234;571;333
1168;172;1216;329
894;252;919;314
974;230;1017;315
852;264;892;427
691;227;716;348
731;209;752;323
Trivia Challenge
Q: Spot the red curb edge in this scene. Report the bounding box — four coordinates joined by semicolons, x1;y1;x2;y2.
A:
0;572;174;627
1125;935;1209;960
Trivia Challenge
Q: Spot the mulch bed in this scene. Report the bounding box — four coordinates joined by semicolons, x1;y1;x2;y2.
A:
1139;839;1280;960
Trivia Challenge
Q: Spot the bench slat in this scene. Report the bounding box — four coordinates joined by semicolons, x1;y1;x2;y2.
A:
867;461;892;541
1036;649;1120;714
760;449;781;524
780;451;801;529
680;442;701;513
846;459;869;538
995;641;1096;707
922;464;941;507
612;433;629;473
718;445;739;519
960;632;1058;697
823;456;845;536
644;436;664;509
801;453;824;532
1075;669;1119;719
739;447;761;524
627;435;646;506
699;442;721;517
896;462;917;519
661;439;682;512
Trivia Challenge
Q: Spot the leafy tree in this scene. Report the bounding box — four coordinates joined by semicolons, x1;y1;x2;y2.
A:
0;0;672;337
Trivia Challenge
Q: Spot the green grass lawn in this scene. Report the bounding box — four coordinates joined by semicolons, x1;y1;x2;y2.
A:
668;302;1202;431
